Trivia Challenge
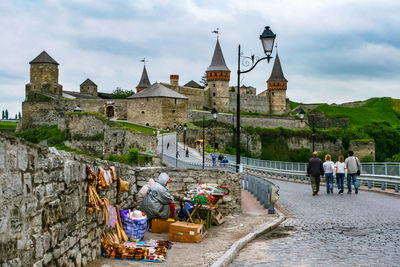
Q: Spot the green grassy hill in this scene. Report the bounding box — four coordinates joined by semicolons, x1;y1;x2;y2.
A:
312;97;400;126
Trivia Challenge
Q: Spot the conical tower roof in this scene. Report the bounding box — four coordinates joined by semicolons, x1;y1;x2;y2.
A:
29;51;59;65
136;65;151;89
267;53;287;82
207;39;230;72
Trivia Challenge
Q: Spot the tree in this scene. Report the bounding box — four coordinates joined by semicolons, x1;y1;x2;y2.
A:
18;112;21;120
199;72;208;87
109;87;135;99
1;110;4;119
5;109;8;120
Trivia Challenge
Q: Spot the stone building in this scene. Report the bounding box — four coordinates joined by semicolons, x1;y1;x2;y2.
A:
127;83;188;129
80;78;98;96
26;51;63;96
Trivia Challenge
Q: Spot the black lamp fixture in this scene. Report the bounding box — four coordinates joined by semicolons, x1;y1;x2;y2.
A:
297;107;316;152
236;26;276;173
298;108;306;122
260;26;277;63
211;108;218;120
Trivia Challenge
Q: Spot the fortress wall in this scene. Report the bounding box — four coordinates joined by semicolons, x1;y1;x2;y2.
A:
18;99;127;131
229;93;270;113
161;83;208;110
189;110;306;130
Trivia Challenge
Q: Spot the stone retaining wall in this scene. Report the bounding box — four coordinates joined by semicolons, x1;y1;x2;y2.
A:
0;134;241;266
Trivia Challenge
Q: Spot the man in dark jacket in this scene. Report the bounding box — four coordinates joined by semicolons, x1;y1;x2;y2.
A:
307;151;324;196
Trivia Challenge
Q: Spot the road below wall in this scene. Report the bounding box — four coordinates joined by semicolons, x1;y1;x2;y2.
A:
231;179;400;266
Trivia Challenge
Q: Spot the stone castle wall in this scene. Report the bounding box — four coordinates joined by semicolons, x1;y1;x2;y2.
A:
127;97;188;130
58;113;157;155
189;110;306;129
229;92;270;113
30;64;59;89
0;134;241;266
18;99;128;131
161;82;208;110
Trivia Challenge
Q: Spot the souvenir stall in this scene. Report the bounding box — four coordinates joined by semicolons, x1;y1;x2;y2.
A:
180;183;230;229
86;166;172;263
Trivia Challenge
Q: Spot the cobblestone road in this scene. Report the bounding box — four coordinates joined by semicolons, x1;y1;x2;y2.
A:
231;179;400;266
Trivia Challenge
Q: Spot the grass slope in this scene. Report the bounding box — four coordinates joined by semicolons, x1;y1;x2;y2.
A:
0;121;18;130
313;97;400;126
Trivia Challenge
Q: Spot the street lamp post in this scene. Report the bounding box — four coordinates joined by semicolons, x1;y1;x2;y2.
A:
211;108;218;151
236;26;276;173
202;108;219;169
298;108;316;152
176;125;182;168
202;115;205;169
183;123;187;152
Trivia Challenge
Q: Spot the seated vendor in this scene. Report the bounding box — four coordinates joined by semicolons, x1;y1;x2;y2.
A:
140;173;175;219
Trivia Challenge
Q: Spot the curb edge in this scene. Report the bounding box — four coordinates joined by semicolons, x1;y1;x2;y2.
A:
211;211;286;267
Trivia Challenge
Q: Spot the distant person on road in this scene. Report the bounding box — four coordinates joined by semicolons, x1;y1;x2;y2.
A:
345;151;360;194
307;151;324;196
185;148;189;157
218;153;223;165
323;154;335;194
335;155;347;194
221;156;228;166
167;142;170;150
211;152;217;166
176;150;180;158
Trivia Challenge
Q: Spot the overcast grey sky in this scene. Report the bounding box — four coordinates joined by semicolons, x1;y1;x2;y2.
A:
1;0;399;116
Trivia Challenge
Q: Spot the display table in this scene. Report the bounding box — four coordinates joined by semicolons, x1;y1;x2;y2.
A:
181;193;225;230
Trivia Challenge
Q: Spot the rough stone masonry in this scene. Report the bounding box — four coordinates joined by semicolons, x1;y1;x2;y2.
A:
0;134;241;266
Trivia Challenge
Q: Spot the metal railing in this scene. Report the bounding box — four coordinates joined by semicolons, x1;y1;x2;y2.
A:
160;154;276;213
243;164;400;193
225;154;400;177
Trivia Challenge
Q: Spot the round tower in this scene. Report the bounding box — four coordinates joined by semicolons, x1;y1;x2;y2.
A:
267;52;288;114
206;38;230;111
28;51;62;96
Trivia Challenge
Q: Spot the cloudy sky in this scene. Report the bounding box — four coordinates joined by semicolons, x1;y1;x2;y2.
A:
1;0;400;117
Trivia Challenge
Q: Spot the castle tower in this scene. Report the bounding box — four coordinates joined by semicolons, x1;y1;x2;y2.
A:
136;65;151;93
26;51;62;96
267;52;288;114
206;38;230;111
80;78;98;96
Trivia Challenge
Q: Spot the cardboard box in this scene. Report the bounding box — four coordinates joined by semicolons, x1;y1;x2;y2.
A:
152;218;176;233
169;221;207;243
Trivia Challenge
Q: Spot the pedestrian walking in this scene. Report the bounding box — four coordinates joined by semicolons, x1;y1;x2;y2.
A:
345;150;360;194
323;154;335;194
211;152;217;166
176;150;180;158
167;142;170;150
218;153;223;165
335;155;347;194
307;151;324;196
185;148;189;157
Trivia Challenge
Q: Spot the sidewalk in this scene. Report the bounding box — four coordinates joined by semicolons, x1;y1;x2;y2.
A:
89;190;278;267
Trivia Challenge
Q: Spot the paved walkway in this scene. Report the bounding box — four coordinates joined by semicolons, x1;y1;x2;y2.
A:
89;190;272;266
231;179;400;266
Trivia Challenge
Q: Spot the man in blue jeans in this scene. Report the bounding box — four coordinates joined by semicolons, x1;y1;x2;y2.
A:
345;150;360;194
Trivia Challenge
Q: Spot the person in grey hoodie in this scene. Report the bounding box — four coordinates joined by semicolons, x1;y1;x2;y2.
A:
345;150;360;194
140;173;174;219
307;151;325;196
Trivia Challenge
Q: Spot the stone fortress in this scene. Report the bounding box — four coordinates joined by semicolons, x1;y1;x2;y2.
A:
19;36;290;131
